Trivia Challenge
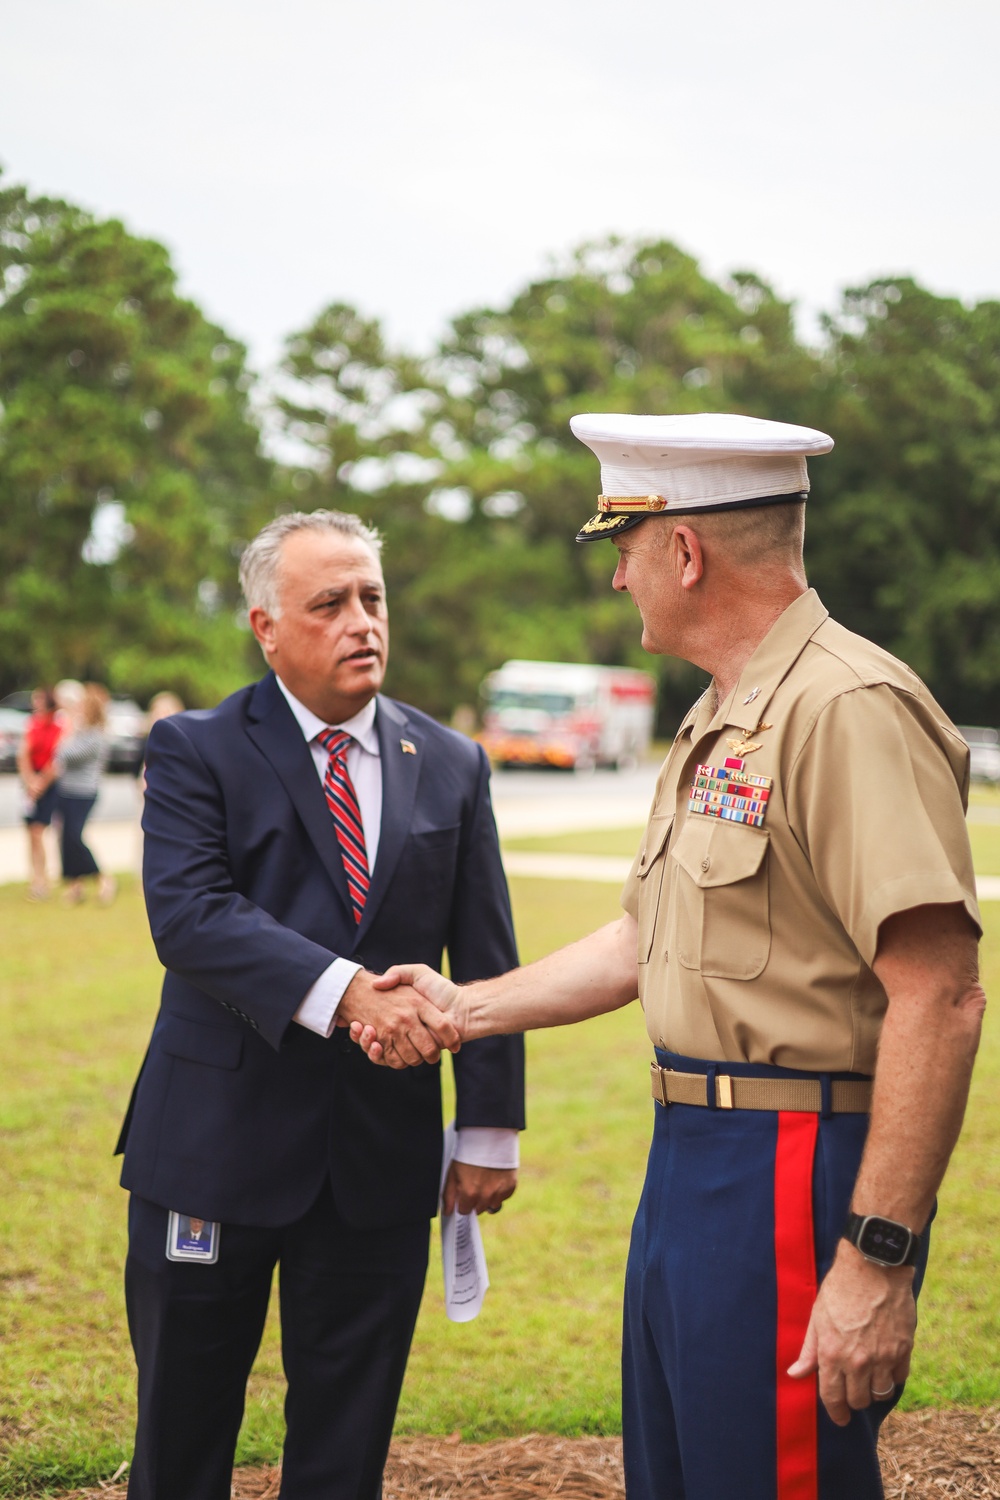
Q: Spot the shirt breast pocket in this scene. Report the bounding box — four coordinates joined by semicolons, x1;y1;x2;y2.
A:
670;817;771;979
635;814;674;965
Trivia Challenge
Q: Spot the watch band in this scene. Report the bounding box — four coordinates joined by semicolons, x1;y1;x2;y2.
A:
843;1211;921;1268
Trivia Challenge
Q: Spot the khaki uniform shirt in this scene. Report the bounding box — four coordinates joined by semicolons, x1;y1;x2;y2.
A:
621;590;980;1073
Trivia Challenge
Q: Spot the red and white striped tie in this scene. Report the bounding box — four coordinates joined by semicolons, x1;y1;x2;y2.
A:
315;728;369;923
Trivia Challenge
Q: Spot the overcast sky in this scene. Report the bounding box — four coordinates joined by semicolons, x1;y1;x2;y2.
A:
3;0;998;369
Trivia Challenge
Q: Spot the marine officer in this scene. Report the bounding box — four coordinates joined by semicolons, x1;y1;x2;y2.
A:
353;413;985;1500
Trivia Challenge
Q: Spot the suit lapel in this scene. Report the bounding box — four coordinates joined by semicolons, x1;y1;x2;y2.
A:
356;696;422;938
244;674;354;923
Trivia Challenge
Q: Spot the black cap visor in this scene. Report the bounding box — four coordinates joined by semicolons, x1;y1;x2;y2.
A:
575;491;808;543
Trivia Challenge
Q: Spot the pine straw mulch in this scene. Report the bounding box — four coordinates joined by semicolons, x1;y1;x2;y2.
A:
49;1409;1000;1500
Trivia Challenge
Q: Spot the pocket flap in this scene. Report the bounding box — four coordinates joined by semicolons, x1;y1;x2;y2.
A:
636;814;674;878
160;1015;244;1070
671;816;769;888
409;823;461;850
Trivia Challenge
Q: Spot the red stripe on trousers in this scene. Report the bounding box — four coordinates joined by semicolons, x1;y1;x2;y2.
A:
774;1110;819;1500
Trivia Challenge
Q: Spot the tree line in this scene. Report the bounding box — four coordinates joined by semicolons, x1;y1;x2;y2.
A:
3;174;1000;732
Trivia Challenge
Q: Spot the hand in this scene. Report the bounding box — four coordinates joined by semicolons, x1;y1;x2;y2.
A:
373;963;460;1012
442;1161;517;1216
350;964;465;1065
787;1243;916;1425
335;970;460;1069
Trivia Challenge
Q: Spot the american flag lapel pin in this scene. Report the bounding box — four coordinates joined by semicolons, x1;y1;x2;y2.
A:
400;739;417;755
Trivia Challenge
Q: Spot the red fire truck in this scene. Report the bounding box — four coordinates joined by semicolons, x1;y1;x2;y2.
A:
479;659;656;771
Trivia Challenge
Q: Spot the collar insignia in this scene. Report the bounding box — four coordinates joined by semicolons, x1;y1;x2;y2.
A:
726;721;772;759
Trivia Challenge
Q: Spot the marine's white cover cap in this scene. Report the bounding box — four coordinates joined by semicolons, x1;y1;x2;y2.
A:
570;412;834;541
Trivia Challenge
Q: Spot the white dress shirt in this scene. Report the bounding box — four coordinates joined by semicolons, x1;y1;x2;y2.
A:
276;676;518;1170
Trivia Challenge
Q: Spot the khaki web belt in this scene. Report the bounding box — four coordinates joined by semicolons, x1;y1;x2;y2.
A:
650;1063;872;1114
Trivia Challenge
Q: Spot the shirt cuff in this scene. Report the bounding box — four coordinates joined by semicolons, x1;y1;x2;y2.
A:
293;959;361;1038
453;1127;520;1169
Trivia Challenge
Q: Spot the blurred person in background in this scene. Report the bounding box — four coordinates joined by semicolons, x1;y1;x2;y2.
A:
54;678;85;717
17;686;62;901
138;693;186;786
56;681;115;905
133;692;185;872
147;690;186;723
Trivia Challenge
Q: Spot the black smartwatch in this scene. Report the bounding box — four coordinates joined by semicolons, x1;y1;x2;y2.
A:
843;1211;921;1268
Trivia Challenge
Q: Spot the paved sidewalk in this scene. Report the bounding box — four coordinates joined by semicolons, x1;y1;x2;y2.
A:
488;792;651;840
0;821;139;886
0;781;652;888
4;819;1000;900
501;851;634;883
0;821;638;887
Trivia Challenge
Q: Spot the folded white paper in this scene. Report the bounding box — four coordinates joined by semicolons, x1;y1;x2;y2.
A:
439;1120;490;1322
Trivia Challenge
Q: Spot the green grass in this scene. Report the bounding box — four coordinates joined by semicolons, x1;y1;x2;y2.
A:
504;816;1000;878
967;783;1000;872
0;879;161;1493
967;821;1000;875
2;864;1000;1493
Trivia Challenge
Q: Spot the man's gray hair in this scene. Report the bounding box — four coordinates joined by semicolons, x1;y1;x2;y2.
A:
239;510;383;616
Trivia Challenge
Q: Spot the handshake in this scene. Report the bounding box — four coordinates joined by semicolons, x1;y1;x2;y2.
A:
338;964;471;1069
337;917;637;1065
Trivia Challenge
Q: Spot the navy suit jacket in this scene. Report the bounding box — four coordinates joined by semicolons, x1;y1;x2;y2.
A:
117;673;525;1229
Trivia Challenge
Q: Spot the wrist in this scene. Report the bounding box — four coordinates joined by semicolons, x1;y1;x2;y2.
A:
456;985;479;1040
337;968;374;1020
834;1242;917;1301
841;1209;924;1270
462;982;497;1041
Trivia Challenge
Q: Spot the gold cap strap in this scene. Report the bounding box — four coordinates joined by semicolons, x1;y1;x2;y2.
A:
599;494;667;514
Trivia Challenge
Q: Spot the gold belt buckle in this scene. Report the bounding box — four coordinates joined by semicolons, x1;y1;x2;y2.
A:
716;1074;734;1109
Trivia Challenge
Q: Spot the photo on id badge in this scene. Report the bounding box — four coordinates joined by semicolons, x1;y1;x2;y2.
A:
166;1210;220;1263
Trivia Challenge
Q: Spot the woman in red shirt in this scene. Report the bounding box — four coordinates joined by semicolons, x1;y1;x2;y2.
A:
17;687;62;901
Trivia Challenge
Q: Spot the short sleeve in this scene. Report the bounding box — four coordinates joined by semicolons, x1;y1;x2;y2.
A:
786;684;981;965
621;846;643;922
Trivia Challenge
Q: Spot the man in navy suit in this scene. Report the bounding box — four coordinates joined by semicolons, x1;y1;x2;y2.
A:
117;509;525;1500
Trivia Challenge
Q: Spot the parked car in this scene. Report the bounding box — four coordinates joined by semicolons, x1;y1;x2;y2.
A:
0;690;33;713
0;706;28;772
1;689;146;773
957;726;1000;784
